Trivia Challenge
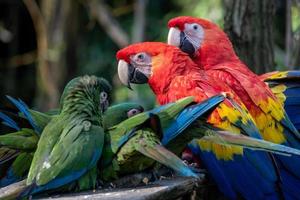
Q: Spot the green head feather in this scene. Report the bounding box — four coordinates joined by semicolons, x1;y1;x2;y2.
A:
103;103;144;130
60;75;112;123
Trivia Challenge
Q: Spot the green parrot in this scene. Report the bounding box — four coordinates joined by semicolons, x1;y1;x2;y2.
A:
99;94;300;182
1;94;300;199
103;103;144;130
0;100;144;194
6;75;111;198
0;87;81;188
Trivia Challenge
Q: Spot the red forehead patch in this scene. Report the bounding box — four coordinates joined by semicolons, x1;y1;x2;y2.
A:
168;16;217;30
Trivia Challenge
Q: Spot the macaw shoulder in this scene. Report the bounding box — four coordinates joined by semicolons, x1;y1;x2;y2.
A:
166;75;210;103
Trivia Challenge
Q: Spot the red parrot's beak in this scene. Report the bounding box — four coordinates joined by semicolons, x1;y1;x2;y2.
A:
167;27;181;47
168;27;195;55
117;60;149;90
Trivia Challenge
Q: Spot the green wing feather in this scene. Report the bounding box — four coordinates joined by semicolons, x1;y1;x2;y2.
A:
0;129;38;150
27;116;104;186
28;109;54;130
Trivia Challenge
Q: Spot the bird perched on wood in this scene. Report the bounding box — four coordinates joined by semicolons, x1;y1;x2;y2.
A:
1;81;299;199
0;98;144;189
167;16;300;199
100;94;299;182
2;75;112;198
116;42;300;200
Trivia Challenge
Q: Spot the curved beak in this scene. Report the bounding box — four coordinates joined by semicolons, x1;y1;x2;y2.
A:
167;27;195;55
167;27;181;47
117;60;149;89
118;60;132;89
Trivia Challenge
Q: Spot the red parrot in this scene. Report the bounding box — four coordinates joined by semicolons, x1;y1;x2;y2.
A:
167;16;300;199
117;42;289;199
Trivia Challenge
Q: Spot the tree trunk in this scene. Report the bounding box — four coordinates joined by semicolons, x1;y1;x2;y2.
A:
224;0;275;74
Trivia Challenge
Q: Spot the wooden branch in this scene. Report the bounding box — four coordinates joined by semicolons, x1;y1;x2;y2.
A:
86;0;129;48
37;177;203;200
0;179;27;199
132;0;147;43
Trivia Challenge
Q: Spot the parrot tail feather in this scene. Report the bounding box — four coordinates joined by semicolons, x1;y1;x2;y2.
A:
6;96;40;133
0;112;20;131
136;139;199;178
0;149;19;164
203;130;300;156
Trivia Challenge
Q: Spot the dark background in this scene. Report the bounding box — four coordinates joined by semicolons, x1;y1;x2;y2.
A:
0;0;299;111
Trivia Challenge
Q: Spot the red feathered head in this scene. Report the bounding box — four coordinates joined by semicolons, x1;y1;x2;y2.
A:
116;42;196;89
167;16;238;68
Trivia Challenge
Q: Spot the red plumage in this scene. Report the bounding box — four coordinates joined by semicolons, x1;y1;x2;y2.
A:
167;16;298;144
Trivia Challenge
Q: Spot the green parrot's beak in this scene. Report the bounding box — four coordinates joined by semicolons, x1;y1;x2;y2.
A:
117;60;149;89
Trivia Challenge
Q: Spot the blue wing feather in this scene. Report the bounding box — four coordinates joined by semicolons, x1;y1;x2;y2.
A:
152;95;225;145
6;96;40;133
0;167;21;187
0;112;20;131
28;149;101;196
189;141;281;200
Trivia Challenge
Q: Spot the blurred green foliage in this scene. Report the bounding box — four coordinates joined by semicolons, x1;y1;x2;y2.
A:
0;0;299;110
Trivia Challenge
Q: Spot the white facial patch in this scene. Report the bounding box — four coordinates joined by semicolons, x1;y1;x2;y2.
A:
184;23;204;50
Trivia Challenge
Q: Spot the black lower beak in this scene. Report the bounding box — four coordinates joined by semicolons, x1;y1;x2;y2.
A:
118;60;149;89
128;64;149;85
180;32;195;55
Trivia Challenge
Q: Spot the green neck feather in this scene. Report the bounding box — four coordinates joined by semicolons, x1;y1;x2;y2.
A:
61;77;103;125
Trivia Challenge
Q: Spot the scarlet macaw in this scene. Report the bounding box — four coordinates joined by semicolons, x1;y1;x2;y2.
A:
116;42;296;199
167;16;300;199
10;75;112;198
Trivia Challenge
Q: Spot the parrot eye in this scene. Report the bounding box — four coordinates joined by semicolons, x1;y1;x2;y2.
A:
127;108;141;118
100;92;108;101
132;52;150;64
137;53;144;60
189;23;201;32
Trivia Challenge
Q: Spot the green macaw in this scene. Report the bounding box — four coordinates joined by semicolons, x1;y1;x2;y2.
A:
3;75;111;198
0;86;79;187
1;94;300;199
99;94;300;182
103;103;144;130
0;100;144;193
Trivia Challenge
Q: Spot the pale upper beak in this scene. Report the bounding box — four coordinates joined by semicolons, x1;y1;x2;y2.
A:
167;27;181;47
118;60;131;89
168;27;196;55
117;59;149;89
